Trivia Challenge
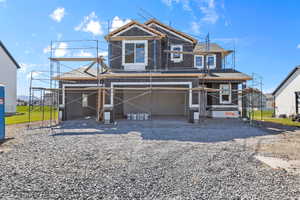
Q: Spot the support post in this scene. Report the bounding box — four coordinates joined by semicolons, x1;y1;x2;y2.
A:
242;82;247;118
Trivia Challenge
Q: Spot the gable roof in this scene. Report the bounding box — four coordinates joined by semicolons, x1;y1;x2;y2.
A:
0;41;21;69
145;19;198;44
105;20;165;40
194;43;233;55
272;66;300;95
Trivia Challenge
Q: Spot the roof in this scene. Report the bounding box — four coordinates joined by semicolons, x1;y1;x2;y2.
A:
55;68;251;81
57;66;97;80
193;43;233;56
272;66;300;95
145;19;198;44
105;20;166;40
0;41;21;69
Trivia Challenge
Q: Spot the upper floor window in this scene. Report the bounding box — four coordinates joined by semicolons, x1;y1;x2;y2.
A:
220;84;231;104
194;55;204;68
122;40;148;68
170;44;183;63
206;54;216;69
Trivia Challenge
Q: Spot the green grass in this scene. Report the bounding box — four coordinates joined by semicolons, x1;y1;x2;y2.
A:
251;110;300;127
5;106;58;125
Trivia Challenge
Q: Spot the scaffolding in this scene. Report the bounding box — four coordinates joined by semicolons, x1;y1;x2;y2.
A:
27;33;262;129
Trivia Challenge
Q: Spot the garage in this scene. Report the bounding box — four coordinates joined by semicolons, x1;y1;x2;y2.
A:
64;90;97;120
121;90;189;117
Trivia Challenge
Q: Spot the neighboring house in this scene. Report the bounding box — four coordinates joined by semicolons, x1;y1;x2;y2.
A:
273;66;300;117
17;99;27;106
264;93;274;111
44;92;58;106
56;19;251;121
243;87;267;110
0;41;20;113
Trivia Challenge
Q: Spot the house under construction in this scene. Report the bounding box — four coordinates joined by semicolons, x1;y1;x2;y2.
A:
30;19;253;124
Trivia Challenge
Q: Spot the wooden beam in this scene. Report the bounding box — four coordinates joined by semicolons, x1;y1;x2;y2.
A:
108;36;162;41
164;50;233;56
50;57;103;63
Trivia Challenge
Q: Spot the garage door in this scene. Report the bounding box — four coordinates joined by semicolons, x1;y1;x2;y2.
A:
65;91;97;120
123;91;187;116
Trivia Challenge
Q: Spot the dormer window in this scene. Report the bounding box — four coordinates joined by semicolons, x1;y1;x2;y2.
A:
206;54;216;69
122;40;148;70
170;44;183;62
194;55;204;68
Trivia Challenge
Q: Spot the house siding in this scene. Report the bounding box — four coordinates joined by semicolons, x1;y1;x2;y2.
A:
0;46;17;113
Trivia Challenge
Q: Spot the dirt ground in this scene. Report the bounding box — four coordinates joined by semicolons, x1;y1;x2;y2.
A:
253;121;300;160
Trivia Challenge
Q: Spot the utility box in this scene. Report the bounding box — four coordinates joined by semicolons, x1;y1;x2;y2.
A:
0;85;5;140
104;112;111;124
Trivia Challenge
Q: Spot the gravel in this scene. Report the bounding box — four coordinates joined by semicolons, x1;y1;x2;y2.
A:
0;119;300;199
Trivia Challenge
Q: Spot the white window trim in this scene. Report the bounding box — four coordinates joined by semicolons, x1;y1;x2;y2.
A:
219;83;232;104
194;55;204;68
206;54;216;69
122;40;148;68
170;44;183;63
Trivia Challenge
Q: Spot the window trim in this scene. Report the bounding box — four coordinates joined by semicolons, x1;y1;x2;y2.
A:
206;54;216;69
194;55;204;68
219;83;232;104
170;44;183;63
122;40;148;66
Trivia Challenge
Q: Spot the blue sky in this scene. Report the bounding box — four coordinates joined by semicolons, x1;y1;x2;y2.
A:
1;0;300;96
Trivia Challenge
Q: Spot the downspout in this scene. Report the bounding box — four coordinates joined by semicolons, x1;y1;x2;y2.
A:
153;40;157;71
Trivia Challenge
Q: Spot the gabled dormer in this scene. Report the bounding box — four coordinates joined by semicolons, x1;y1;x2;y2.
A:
105;21;165;71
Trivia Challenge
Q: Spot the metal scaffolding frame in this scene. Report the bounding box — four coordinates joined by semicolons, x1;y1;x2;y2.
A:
27;33;260;128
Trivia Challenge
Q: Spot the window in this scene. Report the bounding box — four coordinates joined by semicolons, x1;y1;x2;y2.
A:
170;44;183;62
194;55;204;68
206;54;216;68
82;94;88;107
220;84;231;104
122;40;147;67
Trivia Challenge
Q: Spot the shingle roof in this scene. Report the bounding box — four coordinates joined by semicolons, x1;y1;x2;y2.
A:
144;19;198;44
0;41;21;69
193;43;233;56
272;66;300;95
56;68;251;81
58;66;97;79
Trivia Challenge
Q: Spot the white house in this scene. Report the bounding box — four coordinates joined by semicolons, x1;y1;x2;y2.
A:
273;66;300;117
0;41;20;113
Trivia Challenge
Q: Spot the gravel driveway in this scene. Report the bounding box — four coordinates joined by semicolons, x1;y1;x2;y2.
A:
1;119;300;199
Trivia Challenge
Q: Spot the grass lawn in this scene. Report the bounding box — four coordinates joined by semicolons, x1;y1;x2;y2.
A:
252;110;300;127
5;106;58;125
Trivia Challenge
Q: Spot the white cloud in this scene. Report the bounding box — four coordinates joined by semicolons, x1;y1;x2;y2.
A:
74;50;93;57
43;43;68;57
49;7;65;22
27;71;42;80
161;0;180;7
191;21;201;35
110;16;131;32
43;45;51;54
75;12;103;36
297;44;300;49
54;42;68;57
20;63;48;73
199;0;219;24
98;51;108;57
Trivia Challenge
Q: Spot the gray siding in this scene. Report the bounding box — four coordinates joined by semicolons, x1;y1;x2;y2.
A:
118;27;152;36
